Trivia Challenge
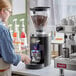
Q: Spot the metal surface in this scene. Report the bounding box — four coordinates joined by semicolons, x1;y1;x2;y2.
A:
12;60;76;76
54;56;76;70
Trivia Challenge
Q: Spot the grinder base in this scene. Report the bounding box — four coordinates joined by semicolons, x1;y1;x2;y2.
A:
26;63;43;69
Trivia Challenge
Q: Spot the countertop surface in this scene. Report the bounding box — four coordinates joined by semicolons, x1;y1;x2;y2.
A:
12;60;76;76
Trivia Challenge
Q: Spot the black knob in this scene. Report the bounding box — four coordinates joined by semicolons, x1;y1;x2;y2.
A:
31;34;34;37
64;35;67;39
72;34;75;36
56;26;64;32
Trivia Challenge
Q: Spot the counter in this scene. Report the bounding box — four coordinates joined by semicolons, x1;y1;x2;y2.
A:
12;60;76;76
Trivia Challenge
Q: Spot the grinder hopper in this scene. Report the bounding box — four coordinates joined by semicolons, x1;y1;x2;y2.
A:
30;7;50;32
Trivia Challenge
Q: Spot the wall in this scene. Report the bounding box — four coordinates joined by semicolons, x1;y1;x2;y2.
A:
8;0;27;35
8;14;27;35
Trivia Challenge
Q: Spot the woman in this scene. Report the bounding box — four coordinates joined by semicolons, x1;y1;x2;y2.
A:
0;0;30;76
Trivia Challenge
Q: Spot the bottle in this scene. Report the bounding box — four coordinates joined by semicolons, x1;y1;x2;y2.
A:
13;19;21;53
20;19;27;53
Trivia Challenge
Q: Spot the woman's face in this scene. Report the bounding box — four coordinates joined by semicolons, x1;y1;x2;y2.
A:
0;8;12;22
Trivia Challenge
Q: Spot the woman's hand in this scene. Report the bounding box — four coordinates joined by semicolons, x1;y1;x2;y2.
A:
20;53;31;64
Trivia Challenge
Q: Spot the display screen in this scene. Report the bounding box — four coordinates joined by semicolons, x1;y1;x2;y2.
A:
30;37;44;64
31;43;41;63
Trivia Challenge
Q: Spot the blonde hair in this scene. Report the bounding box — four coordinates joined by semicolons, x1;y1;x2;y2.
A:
0;0;12;9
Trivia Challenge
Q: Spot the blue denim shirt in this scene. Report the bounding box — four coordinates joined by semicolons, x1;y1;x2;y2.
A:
0;21;21;66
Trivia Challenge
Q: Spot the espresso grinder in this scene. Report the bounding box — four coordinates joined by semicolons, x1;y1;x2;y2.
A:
26;7;51;69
